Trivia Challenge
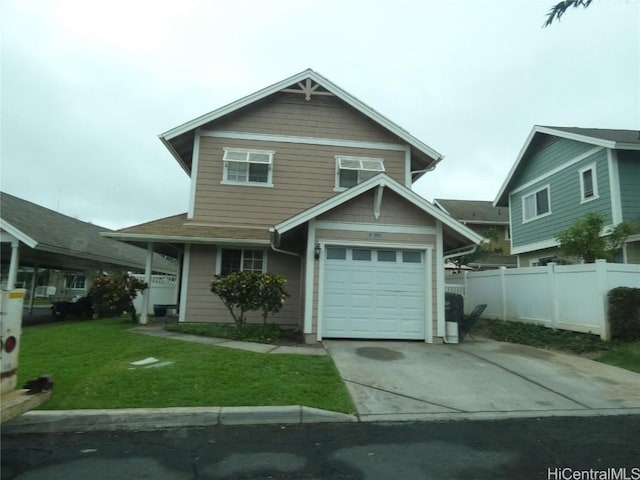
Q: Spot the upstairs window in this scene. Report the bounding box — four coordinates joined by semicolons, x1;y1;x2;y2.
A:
335;156;385;189
522;186;550;222
222;148;274;186
579;164;598;202
219;248;265;277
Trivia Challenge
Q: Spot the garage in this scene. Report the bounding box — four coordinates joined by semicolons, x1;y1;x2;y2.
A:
321;246;427;339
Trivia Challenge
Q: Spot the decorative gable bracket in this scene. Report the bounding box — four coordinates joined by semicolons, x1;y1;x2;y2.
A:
281;78;335;101
373;185;384;220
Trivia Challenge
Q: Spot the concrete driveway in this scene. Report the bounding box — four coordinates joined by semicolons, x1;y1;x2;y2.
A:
324;338;640;422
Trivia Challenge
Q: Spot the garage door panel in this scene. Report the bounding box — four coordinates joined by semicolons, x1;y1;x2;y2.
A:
322;247;427;340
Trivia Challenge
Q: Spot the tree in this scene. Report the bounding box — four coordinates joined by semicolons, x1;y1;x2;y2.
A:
449;227;504;271
89;273;148;321
210;272;288;327
543;0;593;27
555;212;636;263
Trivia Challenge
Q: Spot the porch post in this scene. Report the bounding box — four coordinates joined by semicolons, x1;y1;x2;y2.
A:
28;266;39;312
7;240;20;290
140;243;154;324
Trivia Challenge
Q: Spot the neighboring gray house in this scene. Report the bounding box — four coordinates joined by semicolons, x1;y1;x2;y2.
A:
494;126;640;266
0;191;176;302
433;199;516;269
106;69;484;343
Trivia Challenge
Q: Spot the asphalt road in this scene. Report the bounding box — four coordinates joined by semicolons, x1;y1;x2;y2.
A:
2;416;639;480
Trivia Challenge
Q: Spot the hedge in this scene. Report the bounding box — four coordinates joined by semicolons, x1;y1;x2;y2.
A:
608;287;640;341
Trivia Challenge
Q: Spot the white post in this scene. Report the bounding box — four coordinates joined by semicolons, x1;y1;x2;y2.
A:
595;259;610;340
499;266;507;320
7;241;20;290
548;262;558;330
28;266;39;311
140;243;154;324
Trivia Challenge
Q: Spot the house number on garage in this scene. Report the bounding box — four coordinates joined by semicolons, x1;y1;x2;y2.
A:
368;232;383;239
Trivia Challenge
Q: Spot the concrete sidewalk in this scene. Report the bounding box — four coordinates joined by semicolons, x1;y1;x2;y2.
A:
129;324;327;355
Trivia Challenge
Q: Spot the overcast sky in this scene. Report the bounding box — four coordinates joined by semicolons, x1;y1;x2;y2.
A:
1;0;638;230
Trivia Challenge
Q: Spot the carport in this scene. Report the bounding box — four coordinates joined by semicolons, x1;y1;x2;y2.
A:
0;192;177;311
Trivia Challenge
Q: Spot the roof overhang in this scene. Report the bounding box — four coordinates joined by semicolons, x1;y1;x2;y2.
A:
159;69;443;176
271;173;485;247
494;125;640;207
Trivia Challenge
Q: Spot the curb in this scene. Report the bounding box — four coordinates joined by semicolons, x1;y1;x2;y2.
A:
1;406;358;434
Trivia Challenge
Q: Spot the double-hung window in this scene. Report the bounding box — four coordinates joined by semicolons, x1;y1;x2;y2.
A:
579;164;598;202
218;248;265;277
222;148;274;186
335;156;385;190
522;186;550;222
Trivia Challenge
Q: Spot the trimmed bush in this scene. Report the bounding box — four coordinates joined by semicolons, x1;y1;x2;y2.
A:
608;287;640;341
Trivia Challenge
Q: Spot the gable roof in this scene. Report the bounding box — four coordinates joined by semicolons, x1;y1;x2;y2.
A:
272;174;484;252
0;191;177;273
433;199;509;224
159;68;443;179
494;125;640;206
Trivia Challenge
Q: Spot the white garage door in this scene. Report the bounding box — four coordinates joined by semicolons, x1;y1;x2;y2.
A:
321;246;426;339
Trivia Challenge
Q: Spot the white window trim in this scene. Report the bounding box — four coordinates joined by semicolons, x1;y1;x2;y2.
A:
215;247;268;276
334;155;385;191
579;163;599;203
221;148;275;187
522;185;551;223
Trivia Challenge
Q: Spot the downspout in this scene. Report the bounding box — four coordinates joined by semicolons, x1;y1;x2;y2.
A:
269;227;304;333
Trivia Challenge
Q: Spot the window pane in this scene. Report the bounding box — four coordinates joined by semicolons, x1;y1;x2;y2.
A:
523;194;536;220
248;152;271;163
377;250;396;262
242;250;264;272
248;163;269;183
536;189;549;215
326;247;346;260
582;169;594;198
339;169;358;188
352;249;372;261
360;159;385;171
220;249;242;276
227;161;248;182
338;158;361;169
402;251;421;263
224;150;248;161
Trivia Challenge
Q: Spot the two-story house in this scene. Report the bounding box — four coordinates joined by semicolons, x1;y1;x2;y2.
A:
433;199;516;270
106;69;483;343
494;126;640;266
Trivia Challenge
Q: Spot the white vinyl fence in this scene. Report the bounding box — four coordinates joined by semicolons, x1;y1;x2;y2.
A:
455;260;640;340
131;274;178;315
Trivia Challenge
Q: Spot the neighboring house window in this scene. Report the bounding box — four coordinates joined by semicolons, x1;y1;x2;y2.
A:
219;248;265;276
222;148;274;186
335;156;385;189
505;225;511;240
70;276;86;289
522;186;550;222
579;164;598;202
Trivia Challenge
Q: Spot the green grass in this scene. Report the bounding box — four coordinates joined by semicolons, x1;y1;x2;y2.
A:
471;318;640;373
165;322;282;344
17;317;355;413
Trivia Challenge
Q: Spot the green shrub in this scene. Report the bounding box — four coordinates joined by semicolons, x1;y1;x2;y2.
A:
608;287;640;341
90;273;147;321
210;272;288;327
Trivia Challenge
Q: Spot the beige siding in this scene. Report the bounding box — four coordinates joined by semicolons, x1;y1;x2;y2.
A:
184;244;301;327
194;136;406;225
316;229;434;244
207;93;401;144
318;189;437;226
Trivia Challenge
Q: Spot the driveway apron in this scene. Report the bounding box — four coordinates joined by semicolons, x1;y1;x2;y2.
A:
324;338;640;422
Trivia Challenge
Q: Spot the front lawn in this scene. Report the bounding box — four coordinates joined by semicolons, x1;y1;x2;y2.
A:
17;317;354;413
471;318;640;373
